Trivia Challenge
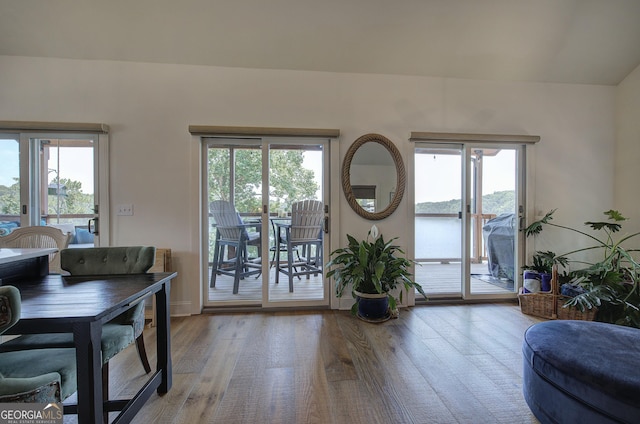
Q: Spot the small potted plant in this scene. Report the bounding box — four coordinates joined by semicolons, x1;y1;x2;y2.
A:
524;251;568;292
326;230;427;322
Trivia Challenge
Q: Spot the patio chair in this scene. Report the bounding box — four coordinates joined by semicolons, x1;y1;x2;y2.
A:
0;226;73;274
275;200;324;292
0;285;78;403
209;200;262;294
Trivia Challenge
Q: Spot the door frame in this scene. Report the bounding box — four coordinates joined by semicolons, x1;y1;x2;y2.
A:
408;132;539;301
199;133;337;310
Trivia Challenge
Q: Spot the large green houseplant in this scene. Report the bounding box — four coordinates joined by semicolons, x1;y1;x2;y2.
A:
326;230;427;321
525;209;640;327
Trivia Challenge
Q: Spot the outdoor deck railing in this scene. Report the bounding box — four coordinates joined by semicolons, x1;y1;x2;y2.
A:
414;212;495;263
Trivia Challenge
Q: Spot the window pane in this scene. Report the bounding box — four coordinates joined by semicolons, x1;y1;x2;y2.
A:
44;139;95;227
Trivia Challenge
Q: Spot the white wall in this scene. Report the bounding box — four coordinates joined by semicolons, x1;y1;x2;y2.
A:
0;55;616;314
616;64;640;232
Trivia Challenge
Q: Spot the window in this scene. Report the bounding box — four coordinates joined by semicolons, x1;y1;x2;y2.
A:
0;121;109;245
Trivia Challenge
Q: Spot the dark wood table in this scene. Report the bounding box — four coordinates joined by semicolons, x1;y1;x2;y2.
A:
4;271;177;424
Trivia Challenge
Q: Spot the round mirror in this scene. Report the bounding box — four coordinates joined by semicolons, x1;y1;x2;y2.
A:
342;133;406;220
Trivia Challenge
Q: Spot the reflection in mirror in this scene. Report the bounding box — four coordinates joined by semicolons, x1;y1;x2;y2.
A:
352;185;376;212
350;143;396;212
342;133;405;220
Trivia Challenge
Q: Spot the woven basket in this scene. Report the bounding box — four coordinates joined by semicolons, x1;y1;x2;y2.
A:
518;288;556;319
518;265;597;321
556;295;598;321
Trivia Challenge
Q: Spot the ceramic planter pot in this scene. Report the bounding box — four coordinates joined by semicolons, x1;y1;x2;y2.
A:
540;273;552;292
354;290;390;322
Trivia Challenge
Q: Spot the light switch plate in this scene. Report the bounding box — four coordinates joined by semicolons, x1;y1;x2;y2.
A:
116;204;133;216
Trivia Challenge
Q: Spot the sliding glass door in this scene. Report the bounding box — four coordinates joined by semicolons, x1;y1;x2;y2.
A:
203;137;330;308
413;142;525;300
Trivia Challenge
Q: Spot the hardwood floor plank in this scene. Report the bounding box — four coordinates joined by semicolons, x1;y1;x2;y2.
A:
294;357;332;424
290;313;333;424
210;314;272;423
365;317;457;423
127;373;195;424
336;314;417;423
173;336;243;423
319;312;359;382
262;366;297;423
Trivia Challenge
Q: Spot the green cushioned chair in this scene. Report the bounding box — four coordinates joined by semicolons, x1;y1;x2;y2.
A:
0;285;77;403
0;246;156;419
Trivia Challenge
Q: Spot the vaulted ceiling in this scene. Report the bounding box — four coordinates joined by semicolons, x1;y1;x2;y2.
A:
1;0;639;86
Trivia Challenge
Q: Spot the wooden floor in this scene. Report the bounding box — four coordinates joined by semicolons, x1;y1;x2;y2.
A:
75;303;543;424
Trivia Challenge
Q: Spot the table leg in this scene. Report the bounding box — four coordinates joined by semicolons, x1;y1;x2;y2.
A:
155;281;172;393
74;320;103;424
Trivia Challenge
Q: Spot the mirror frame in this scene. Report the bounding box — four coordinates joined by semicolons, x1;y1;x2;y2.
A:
342;133;406;220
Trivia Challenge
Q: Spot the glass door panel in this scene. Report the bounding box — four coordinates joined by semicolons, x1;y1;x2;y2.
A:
267;142;326;303
206;142;263;304
41;138;97;246
414;146;463;297
469;147;518;295
0;137;20;235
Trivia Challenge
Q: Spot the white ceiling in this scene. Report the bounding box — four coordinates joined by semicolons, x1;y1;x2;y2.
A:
1;0;640;86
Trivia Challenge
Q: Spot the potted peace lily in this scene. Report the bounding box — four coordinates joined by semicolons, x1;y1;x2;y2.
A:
326;230;427;322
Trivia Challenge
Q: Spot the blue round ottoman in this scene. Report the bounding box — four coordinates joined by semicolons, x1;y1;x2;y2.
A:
523;320;640;423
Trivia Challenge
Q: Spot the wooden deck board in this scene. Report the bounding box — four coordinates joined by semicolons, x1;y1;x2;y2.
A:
207;260;515;303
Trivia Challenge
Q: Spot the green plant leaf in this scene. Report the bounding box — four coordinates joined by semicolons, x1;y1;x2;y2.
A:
388;295;397;311
525;209;556;237
350;301;359;316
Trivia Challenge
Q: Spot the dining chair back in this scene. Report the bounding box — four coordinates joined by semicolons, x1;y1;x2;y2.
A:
61;245;156;275
60;246;155;370
0;226;72;274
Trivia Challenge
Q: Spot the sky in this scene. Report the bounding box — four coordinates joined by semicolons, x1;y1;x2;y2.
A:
415;149;515;203
0;140;18;187
0;139;94;194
